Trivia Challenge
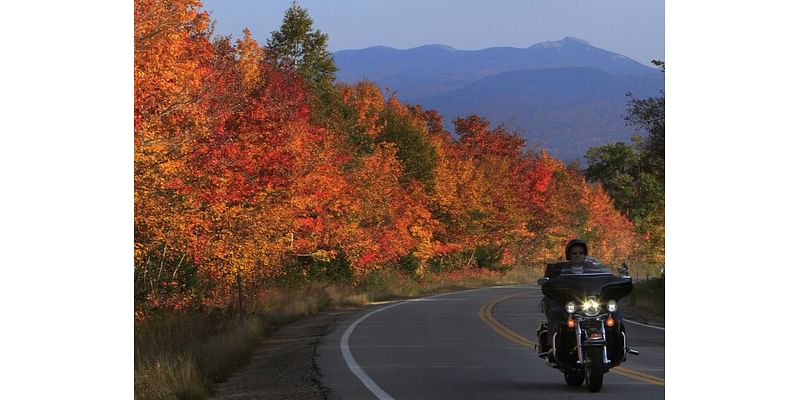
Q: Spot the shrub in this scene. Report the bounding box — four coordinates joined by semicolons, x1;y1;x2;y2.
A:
630;277;664;316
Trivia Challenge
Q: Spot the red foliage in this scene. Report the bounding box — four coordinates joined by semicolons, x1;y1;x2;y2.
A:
134;1;643;313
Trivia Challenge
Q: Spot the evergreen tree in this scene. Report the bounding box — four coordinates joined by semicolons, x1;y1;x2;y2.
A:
265;2;340;125
266;2;337;88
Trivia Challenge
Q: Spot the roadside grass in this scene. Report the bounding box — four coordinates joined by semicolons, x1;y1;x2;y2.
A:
630;277;665;318
134;266;538;400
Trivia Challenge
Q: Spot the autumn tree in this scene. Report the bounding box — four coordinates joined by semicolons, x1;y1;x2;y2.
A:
581;185;637;265
429;115;529;269
187;36;322;311
336;81;386;155
134;0;217;310
135;0;325;312
134;0;647;313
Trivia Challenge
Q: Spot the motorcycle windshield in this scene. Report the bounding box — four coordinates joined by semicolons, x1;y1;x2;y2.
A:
541;274;632;305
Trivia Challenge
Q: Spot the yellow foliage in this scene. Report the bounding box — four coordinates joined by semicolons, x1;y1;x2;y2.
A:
338;81;386;137
236;28;264;90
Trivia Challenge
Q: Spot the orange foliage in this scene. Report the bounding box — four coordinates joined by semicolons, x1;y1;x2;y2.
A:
134;0;216;284
134;1;645;313
582;185;637;265
337;81;386;138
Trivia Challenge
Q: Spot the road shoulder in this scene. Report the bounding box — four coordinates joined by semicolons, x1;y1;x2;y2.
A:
624;304;665;328
213;308;360;400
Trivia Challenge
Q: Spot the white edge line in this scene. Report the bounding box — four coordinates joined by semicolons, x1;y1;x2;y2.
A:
340;302;402;400
339;286;505;399
625;319;665;331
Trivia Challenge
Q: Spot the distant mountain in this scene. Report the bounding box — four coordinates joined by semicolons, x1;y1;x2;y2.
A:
334;37;658;99
333;37;664;162
414;68;664;162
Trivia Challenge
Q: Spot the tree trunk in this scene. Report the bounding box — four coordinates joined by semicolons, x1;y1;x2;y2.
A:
236;271;244;323
171;254;186;280
156;242;167;284
466;247;477;269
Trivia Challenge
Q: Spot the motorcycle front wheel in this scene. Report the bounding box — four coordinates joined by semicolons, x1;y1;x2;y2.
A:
585;347;604;392
564;370;585;386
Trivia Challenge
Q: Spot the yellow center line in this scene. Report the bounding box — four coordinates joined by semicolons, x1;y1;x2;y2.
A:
478;291;665;387
478;292;538;349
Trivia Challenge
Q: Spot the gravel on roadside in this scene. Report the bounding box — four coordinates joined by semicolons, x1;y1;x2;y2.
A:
213;307;362;400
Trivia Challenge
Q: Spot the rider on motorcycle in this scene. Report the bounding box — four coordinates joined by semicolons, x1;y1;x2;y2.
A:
542;239;620;354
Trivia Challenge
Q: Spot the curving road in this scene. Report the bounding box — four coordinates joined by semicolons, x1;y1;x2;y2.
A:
316;284;665;399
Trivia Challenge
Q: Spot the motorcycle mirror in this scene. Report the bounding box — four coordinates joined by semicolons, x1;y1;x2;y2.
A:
537;277;549;286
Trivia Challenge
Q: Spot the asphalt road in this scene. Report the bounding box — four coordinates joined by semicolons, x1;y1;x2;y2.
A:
316;284;665;399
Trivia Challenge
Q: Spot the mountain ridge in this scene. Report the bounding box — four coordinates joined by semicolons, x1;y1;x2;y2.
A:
333;37;664;162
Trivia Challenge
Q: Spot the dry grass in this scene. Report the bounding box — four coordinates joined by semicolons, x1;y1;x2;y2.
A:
135;314;265;400
196;317;265;382
323;285;370;307
135;353;205;400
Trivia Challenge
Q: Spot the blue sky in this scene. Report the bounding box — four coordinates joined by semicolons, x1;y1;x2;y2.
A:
201;0;664;66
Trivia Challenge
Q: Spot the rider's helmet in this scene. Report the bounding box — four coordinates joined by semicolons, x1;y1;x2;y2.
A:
565;239;588;260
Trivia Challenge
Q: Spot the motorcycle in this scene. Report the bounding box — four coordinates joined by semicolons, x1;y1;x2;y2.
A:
536;266;639;392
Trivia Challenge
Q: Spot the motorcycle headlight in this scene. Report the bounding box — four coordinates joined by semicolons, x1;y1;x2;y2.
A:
565;301;576;314
582;298;600;316
607;300;617;312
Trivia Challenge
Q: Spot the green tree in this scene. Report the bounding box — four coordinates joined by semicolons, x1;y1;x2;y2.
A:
584;140;662;222
585;60;665;268
625;59;665;184
376;107;438;190
265;2;337;89
265;2;340;125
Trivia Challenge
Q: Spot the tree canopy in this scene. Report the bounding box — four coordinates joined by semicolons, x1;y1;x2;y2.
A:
135;0;652;314
585;60;665;268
